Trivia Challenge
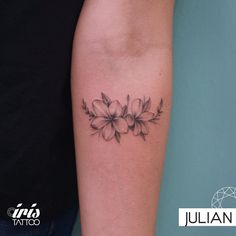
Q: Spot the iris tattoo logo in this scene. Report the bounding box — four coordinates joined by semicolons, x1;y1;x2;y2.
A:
7;203;40;226
179;187;236;227
82;92;163;142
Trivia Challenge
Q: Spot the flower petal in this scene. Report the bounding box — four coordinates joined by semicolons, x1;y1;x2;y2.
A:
133;122;141;136
131;99;143;117
126;114;135;126
109;100;123;116
139;112;154;121
140;121;149;135
92;100;109;116
113;118;128;133
102;123;115;141
91;117;108;129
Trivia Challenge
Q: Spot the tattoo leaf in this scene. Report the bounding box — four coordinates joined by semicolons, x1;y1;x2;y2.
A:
82;99;95;119
157;98;163;115
150;98;163;121
114;132;121;143
143;97;151;112
121;105;128;116
101;92;112;106
127;95;130;106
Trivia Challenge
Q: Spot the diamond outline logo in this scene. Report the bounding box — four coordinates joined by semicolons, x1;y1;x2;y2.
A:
211;186;236;208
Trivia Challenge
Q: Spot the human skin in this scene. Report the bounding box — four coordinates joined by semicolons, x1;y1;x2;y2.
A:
71;0;175;235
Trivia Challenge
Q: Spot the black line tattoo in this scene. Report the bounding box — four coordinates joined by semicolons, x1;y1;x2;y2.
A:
82;93;163;143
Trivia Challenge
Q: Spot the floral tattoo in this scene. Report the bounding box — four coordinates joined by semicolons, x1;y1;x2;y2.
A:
82;93;163;143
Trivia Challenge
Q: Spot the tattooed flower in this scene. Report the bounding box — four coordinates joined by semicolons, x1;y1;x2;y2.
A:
126;98;155;137
82;93;163;142
91;99;128;141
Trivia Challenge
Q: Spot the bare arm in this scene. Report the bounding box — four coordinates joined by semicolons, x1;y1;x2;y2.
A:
71;0;174;235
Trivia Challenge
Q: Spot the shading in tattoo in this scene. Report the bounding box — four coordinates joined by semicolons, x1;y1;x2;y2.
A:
82;93;163;143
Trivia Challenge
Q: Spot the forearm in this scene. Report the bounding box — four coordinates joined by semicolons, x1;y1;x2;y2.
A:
71;1;174;235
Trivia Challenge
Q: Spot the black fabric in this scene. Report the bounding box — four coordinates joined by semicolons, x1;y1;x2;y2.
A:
0;0;83;221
